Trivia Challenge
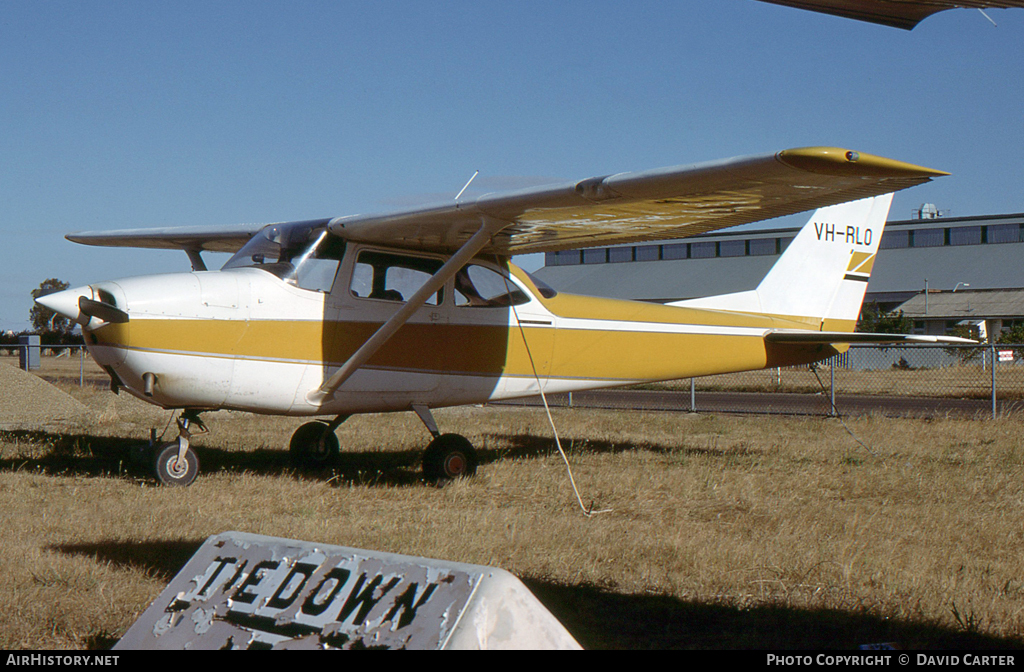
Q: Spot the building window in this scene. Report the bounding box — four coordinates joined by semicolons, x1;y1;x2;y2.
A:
749;238;776;256
662;243;688;260
550;250;581;266
987;223;1023;244
779;237;794;253
911;228;944;248
582;248;607;264
690;241;716;259
950;226;982;246
719;240;745;258
880;230;910;249
635;245;660;262
608;246;633;263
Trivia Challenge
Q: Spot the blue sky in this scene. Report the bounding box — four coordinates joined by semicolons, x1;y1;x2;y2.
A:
3;1;1023;330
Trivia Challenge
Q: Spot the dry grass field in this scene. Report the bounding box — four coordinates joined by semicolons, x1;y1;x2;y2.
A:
2;356;1024;649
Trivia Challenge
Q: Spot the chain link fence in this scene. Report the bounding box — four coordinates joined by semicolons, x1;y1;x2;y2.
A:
500;344;1024;419
679;344;1024;418
2;345;94;388
7;343;1024;419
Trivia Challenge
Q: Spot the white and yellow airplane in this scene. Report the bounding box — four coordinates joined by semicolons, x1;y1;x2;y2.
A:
37;147;968;486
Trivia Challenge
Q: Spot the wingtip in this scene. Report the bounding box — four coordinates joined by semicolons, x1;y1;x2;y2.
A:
777;147;949;179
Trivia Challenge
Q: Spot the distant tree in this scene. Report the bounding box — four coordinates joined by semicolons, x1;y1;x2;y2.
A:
857;303;912;334
29;278;73;335
997;323;1024;345
946;323;983;363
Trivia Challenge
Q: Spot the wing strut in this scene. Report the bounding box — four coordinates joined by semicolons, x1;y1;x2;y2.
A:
185;249;207;272
305;218;507;406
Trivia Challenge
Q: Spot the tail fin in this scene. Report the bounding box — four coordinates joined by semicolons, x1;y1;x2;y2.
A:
670;193;893;331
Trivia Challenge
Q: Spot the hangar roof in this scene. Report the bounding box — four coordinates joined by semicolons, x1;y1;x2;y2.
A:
896;289;1024;321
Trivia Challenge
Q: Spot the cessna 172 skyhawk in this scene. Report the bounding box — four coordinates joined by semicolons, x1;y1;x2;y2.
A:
37;147;968;486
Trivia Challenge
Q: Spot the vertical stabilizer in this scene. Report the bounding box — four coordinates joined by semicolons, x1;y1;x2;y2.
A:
671;193;893;331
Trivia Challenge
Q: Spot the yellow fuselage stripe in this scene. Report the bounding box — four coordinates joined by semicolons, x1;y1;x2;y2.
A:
94;291;842;384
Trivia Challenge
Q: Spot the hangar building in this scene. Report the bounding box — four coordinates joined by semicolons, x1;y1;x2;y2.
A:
534;209;1024;340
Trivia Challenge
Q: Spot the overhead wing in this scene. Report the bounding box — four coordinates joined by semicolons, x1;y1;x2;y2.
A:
66;221;296;254
66;147;946;257
329;147;946;255
766;330;974;344
757;0;1024;30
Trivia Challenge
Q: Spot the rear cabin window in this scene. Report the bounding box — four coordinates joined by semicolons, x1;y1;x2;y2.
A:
453;265;529;308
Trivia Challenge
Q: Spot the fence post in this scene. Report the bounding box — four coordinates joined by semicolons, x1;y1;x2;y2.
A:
18;335;40;370
690;378;696;412
991;343;997;419
830;361;836;417
80;346;84;387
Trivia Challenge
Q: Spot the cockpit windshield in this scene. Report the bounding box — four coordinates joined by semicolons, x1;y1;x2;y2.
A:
222;220;347;293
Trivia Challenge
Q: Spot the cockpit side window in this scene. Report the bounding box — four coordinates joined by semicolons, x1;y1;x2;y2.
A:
454;265;530;308
350;250;444;305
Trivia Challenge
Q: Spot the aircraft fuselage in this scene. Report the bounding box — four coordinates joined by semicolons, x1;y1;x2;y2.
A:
80;244;833;416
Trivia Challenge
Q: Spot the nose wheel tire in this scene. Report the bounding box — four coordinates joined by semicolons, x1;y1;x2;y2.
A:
289;421;341;470
422;433;478;483
154;441;199;487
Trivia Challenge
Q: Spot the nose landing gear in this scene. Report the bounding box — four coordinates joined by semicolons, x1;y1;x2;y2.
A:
152;410;205;487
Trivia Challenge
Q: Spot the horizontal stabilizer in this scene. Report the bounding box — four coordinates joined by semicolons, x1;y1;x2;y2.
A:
765;330;976;345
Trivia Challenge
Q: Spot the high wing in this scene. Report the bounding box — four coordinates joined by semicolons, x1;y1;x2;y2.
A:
67;147;946;257
757;0;1024;30
67;221;284;254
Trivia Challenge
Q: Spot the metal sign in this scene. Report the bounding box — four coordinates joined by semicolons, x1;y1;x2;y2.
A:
115;531;580;650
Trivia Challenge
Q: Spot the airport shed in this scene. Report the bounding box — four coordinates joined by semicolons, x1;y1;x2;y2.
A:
533;210;1024;338
894;289;1024;338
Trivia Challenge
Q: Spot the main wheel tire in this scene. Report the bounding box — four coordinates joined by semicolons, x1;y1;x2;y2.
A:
289;421;340;470
153;441;200;487
422;433;478;483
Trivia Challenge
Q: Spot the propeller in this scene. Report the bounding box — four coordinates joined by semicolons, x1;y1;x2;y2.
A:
78;296;129;324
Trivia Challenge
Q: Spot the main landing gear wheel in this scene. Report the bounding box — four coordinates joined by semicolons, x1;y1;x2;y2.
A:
154;441;200;487
422;433;478;483
289;421;341;470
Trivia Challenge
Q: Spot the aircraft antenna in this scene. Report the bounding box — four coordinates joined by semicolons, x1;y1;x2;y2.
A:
978;8;997;26
454;170;479;202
